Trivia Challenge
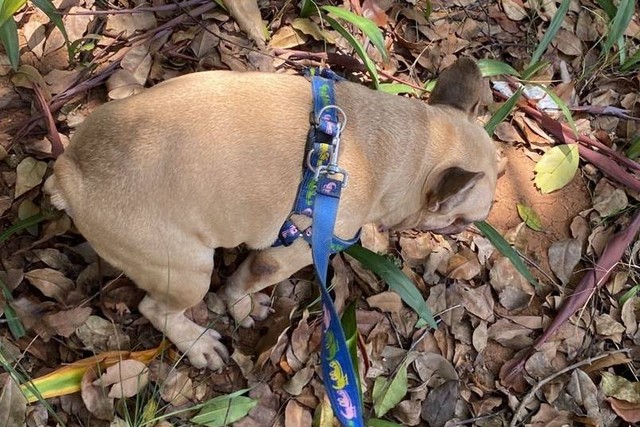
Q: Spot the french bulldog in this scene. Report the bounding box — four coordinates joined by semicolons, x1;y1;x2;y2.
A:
44;58;498;370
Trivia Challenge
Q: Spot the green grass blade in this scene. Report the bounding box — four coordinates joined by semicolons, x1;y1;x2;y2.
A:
0;0;26;29
341;302;361;391
0;17;19;70
300;0;317;18
538;84;578;137
345;245;437;329
477;59;520;77
0;278;26;339
621;49;640;72
0;213;47;243
474;221;538;288
603;0;634;54
484;88;523;136
521;60;550;80
626;134;640;159
595;0;616;19
321;5;388;60
323;15;379;88
378;82;417;95
528;0;570;67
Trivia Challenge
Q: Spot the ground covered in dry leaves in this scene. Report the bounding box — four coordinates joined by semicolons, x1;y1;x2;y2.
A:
1;0;640;426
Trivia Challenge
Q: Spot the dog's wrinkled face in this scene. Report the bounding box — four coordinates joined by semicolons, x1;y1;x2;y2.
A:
389;58;498;234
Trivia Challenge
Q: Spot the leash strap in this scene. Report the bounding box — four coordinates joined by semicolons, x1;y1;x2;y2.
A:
313;175;365;427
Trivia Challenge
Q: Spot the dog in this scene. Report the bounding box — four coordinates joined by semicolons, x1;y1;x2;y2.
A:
44;58;498;371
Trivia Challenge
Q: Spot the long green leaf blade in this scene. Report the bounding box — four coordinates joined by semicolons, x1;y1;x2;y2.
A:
0;17;19;70
528;0;570;67
321;5;388;60
484;88;523;136
345;245;437;328
474;221;538;288
323;15;379;88
0;213;46;243
477;58;520;77
603;0;634;54
0;278;26;339
0;0;26;29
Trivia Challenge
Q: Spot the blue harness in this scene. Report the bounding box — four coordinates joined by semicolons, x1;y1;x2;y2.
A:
274;70;364;427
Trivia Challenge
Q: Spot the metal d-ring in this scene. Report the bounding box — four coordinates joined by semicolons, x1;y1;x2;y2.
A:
316;104;348;135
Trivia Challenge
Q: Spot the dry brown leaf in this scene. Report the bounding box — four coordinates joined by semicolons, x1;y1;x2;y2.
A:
105;14;136;37
44;69;79;96
457;283;494;321
553;28;583;56
501;0;527;21
284;399;312;427
360;223;389;254
291;18;325;42
494;121;524;143
607;397;640;423
160;369;193;406
367;291;402;314
548;238;581;285
15;157;47;197
362;0;389;27
595;314;625;343
226;0;266;46
446;248;481;280
0;375;27;426
593;179;628;217
106;69;145;100
392;399;421;425
413;352;458;384
421;380;458;427
487;318;533;348
530;403;573;426
43;307;92;337
95;360;149;399
121;44;152;86
269;26;307;49
282;366;314;396
567;369;601;422
75;315;131;352
24;268;74;303
190;24;220;59
81;366;114;420
64;7;92;42
489;256;534;311
23;17;46;58
472;320;488;352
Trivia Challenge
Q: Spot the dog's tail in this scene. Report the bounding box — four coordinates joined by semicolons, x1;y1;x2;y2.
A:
43;154;82;218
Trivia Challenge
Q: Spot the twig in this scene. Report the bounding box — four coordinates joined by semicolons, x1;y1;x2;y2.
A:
509;348;630;427
60;0;207;15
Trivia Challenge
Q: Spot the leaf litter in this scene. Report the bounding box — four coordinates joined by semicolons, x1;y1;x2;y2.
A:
0;0;640;426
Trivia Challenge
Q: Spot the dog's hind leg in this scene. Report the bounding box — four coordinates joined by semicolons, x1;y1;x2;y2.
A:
219;239;312;328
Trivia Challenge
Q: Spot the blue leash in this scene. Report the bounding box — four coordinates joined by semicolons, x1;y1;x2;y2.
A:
275;71;365;426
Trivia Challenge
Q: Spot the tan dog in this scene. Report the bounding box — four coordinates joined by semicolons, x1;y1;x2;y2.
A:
45;58;498;371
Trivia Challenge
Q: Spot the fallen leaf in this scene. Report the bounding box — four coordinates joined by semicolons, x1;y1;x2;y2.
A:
81;366;115;420
160;369;193;406
516;203;543;231
284;399;312;427
367;291;402;314
592;179;628;217
601;372;640;404
75;315;131;352
548;239;581;284
501;0;527;21
106;69;145;100
95;360;149;398
24;268;75;303
421;380;458;427
534;144;580;194
15;157;47;197
226;0;267;46
0;375;27;426
268;26;307;49
372;360;408;417
121;44;152;86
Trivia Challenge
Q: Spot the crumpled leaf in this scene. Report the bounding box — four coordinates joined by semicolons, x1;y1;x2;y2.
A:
421;380;458;427
548;238;581;284
159;368;193;406
601;372;640;404
75;315;131;352
284;400;312;427
226;0;266;47
24;268;74;303
534;144;579;194
94;360;149;399
15;157;47;197
81;366;114;420
0;375;27;427
268;26;307;49
592;179;628;217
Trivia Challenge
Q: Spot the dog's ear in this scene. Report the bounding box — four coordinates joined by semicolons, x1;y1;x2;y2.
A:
428;58;483;117
427;167;485;213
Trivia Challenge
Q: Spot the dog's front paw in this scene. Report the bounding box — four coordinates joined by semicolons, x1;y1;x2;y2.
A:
175;327;230;371
221;289;271;328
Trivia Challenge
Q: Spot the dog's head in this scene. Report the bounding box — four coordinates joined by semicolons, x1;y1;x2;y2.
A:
395;58;498;235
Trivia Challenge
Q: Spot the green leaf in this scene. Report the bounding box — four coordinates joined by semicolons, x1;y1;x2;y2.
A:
0;278;26;339
323;15;379;88
477;59;520;77
534;144;580;193
423;1;432;20
626;134;640;159
321;5;388;61
516;203;543;231
521;60;550;80
538;84;578;137
528;0;570;67
371;361;408;417
474;221;538;288
484;88;523;137
0;17;19;70
620;49;640;72
300;0;317;18
345;245;437;329
595;0;617;19
378;82;417;95
619;284;640;306
0;0;26;29
191;394;257;426
341;302;360;390
0;213;46;243
603;0;634;54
